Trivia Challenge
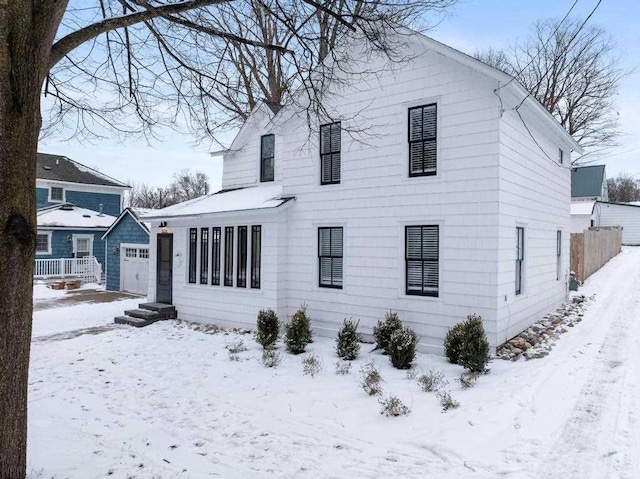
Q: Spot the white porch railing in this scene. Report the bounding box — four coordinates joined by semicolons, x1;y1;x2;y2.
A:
34;256;102;284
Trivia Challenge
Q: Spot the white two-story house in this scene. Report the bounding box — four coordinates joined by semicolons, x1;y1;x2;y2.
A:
143;32;582;352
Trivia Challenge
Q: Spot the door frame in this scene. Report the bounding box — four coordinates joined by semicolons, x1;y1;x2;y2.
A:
156;233;173;304
119;243;150;293
72;234;94;258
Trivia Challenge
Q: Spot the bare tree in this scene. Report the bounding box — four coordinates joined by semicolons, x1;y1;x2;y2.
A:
476;18;623;154
169;169;210;202
0;1;457;474
607;174;640;203
128;183;173;209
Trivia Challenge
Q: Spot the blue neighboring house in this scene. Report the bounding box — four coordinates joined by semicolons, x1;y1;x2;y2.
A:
36;153;130;275
101;208;152;295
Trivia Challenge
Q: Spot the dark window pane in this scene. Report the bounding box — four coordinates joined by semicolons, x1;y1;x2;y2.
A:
211;227;221;285
200;228;209;284
318;227;343;288
320;122;341;184
188;228;197;284
251;226;261;289
261;134;275;182
224;226;234;286
408;104;437;177
237;226;247;288
405;225;439;296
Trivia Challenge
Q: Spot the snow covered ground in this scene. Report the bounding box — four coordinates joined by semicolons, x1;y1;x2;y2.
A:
27;249;640;478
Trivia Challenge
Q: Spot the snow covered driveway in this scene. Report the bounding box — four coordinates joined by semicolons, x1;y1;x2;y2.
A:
27;249;640;478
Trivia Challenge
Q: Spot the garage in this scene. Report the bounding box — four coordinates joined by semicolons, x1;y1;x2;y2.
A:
121;244;149;295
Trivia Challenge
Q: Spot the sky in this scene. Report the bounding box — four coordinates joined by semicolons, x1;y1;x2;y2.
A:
39;0;640;190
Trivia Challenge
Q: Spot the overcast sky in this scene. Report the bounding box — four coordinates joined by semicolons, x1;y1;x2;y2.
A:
39;0;639;190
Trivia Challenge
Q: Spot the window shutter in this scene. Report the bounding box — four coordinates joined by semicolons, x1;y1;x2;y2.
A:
409;104;437;176
320;122;341;184
318;227;343;287
406;225;439;296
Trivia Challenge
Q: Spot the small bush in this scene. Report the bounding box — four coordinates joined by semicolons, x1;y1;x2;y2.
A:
418;369;448;393
405;368;420;380
335;360;352;375
302;354;323;377
458;372;479;389
373;311;403;354
225;339;248;354
228;352;241;362
360;360;383;396
458;314;491;373
261;349;283;368
335;318;361;360
379;395;411;417
443;322;465;364
284;305;313;354
387;326;419;370
437;390;460;412
255;309;280;349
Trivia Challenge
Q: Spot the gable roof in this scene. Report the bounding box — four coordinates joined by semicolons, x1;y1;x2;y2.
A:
37;203;117;229
572;165;606;198
101;207;153;240
144;184;294;219
37;153;130;188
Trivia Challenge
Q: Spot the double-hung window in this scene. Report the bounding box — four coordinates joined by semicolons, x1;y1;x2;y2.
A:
556;230;562;281
408;104;437;177
261;134;275;182
200;228;209;284
318;227;343;288
237;226;248;288
516;227;524;295
251;226;262;289
320;122;341;185
211;227;221;286
224;226;234;286
49;186;64;202
188;228;197;284
405;225;439;297
36;232;51;255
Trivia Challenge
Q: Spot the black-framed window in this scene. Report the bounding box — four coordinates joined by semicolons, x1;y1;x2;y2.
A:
320;122;341;185
200;228;209;284
318;227;343;288
557;230;562;281
211;227;221;286
261;134;275;182
405;225;439;297
50;186;64;202
188;228;197;284
251;225;262;289
516;227;524;295
559;149;564;165
224;226;234;286
237;226;248;288
408;104;437;177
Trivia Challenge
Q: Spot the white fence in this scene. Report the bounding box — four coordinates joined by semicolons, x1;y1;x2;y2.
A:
34;256;102;284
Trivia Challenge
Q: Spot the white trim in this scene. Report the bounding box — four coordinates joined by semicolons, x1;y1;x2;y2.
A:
101;208;150;240
48;186;65;203
37;178;129;194
72;234;94;258
35;231;52;255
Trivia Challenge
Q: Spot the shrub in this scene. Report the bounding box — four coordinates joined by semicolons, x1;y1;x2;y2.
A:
335;318;361;360
437;390;460;412
360;360;383;396
302;354;323;377
261;349;283;368
284;305;313;354
373;311;403;354
458;314;491;373
335;360;352;375
458;371;479;389
405;368;420;380
379;395;411;417
387;326;419;370
417;369;447;393
443;322;465;364
225;339;248;354
255;309;280;349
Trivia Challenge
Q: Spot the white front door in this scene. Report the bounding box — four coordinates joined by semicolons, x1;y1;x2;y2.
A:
73;235;93;258
121;245;149;295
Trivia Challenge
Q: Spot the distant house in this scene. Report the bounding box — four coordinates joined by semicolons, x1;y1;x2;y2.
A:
102;208;152;295
593;201;640;245
35;153;130;283
138;31;582;352
570;165;608;233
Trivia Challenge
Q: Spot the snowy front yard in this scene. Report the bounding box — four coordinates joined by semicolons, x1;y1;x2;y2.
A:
28;250;640;479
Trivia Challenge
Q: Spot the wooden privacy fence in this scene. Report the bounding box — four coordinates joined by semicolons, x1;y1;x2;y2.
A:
571;226;622;282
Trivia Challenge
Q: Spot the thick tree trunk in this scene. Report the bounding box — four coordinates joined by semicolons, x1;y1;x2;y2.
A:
0;2;66;476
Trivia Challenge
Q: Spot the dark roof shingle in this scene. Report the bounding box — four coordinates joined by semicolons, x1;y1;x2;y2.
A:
37;153;129;188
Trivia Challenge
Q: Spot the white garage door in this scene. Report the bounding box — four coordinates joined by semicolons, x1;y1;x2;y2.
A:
121;245;149;295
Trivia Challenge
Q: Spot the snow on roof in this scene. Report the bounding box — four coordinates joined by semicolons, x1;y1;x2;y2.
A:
37;204;117;229
145;184;292;219
571;201;596;216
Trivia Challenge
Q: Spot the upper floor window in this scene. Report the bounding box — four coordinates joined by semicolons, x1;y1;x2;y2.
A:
320;122;341;185
408;104;437;177
49;186;64;202
405;225;439;297
559;149;564;164
261;134;275;182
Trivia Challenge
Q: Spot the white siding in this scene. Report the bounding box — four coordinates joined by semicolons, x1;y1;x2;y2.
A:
595;203;640;245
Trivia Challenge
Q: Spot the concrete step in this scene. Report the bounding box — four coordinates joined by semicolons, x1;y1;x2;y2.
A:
124;308;162;321
115;315;158;328
139;302;176;318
